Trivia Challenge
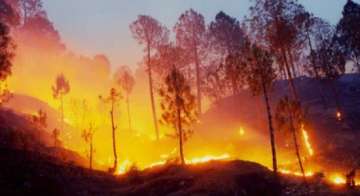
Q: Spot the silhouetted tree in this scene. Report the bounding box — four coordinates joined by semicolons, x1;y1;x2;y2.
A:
246;44;278;175
209;11;245;57
337;0;360;72
275;96;306;180
82;123;95;170
248;0;307;100
130;15;169;140
209;11;247;96
115;66;135;130
174;9;207;113
203;61;228;103
52;74;70;133
313;31;346;118
224;52;248;95
0;18;14;105
159;68;197;165
151;42;190;78
99;88;122;172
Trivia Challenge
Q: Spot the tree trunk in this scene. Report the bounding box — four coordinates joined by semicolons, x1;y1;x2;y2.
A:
60;94;64;132
307;31;328;109
289;115;306;181
126;95;132;130
89;137;93;170
194;47;202;114
147;45;160;140
262;81;278;174
177;107;185;165
110;100;118;171
287;49;298;78
281;47;299;101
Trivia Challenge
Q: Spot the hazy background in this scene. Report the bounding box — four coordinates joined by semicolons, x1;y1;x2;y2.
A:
42;0;359;70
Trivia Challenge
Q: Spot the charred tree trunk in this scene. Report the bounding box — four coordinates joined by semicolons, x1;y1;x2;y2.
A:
147;45;160;140
110;100;118;171
262;80;278;174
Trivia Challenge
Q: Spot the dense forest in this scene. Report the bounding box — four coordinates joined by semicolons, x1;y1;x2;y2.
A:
1;0;360;195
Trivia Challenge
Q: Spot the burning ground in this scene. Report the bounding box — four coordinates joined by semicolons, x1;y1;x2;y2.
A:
2;75;360;196
2;0;360;195
0;109;358;196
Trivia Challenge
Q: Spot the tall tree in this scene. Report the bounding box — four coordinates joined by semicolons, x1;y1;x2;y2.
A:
130;15;169;140
99;88;122;172
115;66;135;130
248;0;307;100
275;96;306;180
246;44;278;175
209;11;247;96
336;0;360;72
313;32;346;119
52;73;70;133
174;9;206;113
151;42;190;78
159;68;197;165
209;11;245;57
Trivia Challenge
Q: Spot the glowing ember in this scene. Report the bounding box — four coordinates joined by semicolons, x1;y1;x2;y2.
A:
301;124;314;156
336;111;342;121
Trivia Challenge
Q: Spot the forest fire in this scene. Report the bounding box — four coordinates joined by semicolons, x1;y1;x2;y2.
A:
278;169;314;177
330;174;346;185
301;124;314;157
1;0;360;195
116;153;231;175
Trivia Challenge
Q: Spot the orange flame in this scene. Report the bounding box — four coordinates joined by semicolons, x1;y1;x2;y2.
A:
279;169;314;177
330;173;346;185
336;111;342;121
301;124;314;157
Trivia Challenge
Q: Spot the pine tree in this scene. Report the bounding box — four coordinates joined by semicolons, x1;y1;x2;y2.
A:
159;68;197;165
